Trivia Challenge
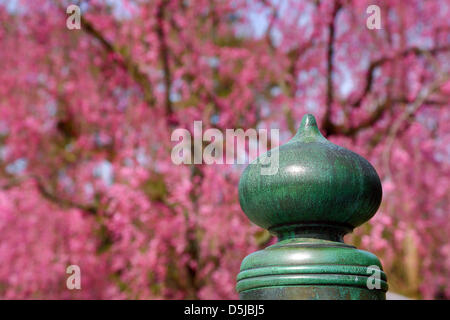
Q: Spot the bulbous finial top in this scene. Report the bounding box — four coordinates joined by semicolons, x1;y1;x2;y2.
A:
238;114;382;242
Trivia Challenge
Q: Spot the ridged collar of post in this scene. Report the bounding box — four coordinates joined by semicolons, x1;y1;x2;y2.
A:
237;114;388;300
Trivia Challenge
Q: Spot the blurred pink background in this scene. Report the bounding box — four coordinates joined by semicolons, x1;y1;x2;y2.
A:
0;0;449;299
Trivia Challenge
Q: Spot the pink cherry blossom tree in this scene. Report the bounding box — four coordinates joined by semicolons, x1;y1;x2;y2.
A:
0;0;448;299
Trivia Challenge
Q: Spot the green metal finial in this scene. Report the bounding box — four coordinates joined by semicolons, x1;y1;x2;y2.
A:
237;113;387;300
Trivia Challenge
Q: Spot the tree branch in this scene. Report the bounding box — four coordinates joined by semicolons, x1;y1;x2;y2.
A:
80;15;156;107
326;97;390;136
382;72;449;179
261;0;279;51
1;174;98;215
156;0;174;118
350;45;450;108
322;0;342;136
35;176;98;214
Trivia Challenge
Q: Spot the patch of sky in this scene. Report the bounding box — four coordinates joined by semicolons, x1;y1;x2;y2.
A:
156;83;165;93
6;158;27;175
208;57;220;68
170;79;184;103
105;0;136;20
337;64;354;97
169;91;181;103
93;160;114;186
58;169;75;192
136;147;148;166
0;0;22;14
74;1;87;12
46;101;58;117
305;100;317;113
247;5;271;38
211;114;220;125
270;86;281;97
84;182;94;197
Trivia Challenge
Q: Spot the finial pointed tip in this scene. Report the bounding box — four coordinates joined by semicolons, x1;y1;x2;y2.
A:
301;114;318;128
294;114;325;141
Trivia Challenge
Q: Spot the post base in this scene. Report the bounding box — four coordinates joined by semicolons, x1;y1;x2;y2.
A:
240;285;386;300
237;238;388;300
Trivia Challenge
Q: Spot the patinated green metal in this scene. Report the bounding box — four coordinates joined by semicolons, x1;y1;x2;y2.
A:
237;114;387;300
